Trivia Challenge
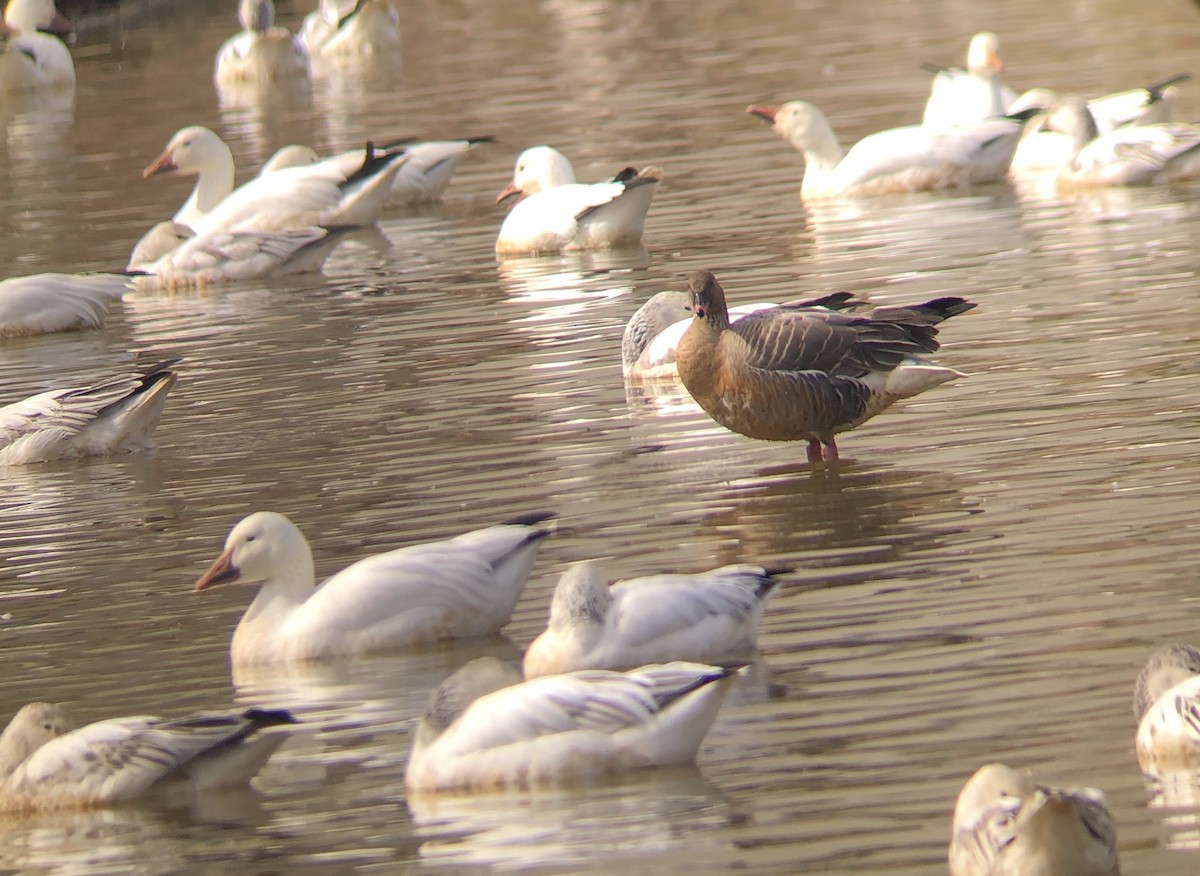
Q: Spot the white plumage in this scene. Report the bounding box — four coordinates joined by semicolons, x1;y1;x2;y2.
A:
0;0;74;93
0;272;128;336
214;0;309;86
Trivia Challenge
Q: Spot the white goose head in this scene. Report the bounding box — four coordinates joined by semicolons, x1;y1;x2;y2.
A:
238;0;274;33
4;0;70;36
966;32;1004;79
194;511;315;591
143;126;234;180
496;145;577;203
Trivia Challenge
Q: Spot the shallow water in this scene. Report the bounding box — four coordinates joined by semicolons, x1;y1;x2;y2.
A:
2;0;1200;871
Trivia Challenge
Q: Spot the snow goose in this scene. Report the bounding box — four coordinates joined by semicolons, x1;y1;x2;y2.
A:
261;136;493;205
1133;644;1200;773
949;763;1119;876
405;658;737;792
922;32;1017;128
143;127;405;235
0;272;128;336
0;0;74;92
1042;95;1200;188
495;146;662;255
214;0;309;86
0;702;296;812
301;0;400;58
748;101;1031;199
0;359;178;466
674;270;974;463
193;511;554;665
523;562;783;678
127;221;349;288
622;289;859;380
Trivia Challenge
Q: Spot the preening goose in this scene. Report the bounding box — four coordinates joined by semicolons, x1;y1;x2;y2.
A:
0;359;178;466
405;658;738;792
495;146;661;255
1133;643;1200;773
523;562;783;678
0;0;74;92
949;763;1120;876
193;511;554;665
748;101;1030;199
0;702;296;812
214;0;309;86
922;32;1017;128
674;270;974;462
301;0;400;58
0;272;128;336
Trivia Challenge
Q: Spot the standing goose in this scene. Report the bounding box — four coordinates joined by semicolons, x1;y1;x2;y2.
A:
1133;643;1200;773
193;511;554;665
301;0;400;58
495;146;662;255
748;101;1031;199
405;658;738;792
0;359;178;466
0;702;296;812
674;270;974;463
949;763;1120;876
214;0;309;86
523;562;783;678
1;272;128;336
0;0;74;92
922;32;1017;128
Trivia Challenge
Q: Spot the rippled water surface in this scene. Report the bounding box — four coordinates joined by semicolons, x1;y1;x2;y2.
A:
3;0;1200;872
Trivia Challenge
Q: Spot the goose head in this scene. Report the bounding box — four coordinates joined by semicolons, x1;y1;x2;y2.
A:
414;657;521;747
238;0;274;33
496;145;576;204
0;703;73;778
953;763;1035;831
143;126;233;180
547;562;612;629
259;144;320;175
127;221;194;270
747;101;838;158
966;32;1004;78
4;0;70;37
194;511;315;591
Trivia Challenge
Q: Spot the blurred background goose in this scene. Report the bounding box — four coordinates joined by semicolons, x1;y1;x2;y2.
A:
1133;643;1200;773
214;0;309;86
193;511;554;664
0;272;128;336
406;658;738;792
922;32;1017;128
523;562;783;677
0;702;296;812
0;0;73;92
949;763;1119;876
674;270;974;462
301;0;400;58
0;359;178;466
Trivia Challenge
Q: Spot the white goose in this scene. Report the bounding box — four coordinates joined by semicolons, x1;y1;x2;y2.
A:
405;658;737;792
0;359;178;466
523;562;782;678
949;763;1119;876
922;32;1017;128
127;221;348;288
0;702;296;812
193;511;554;665
622;289;858;380
143;126;405;235
495;146;662;256
301;0;400;58
748;101;1030;199
0;272;128;336
261;136;492;205
1043;95;1200;188
0;0;74;93
1133;644;1200;773
214;0;309;86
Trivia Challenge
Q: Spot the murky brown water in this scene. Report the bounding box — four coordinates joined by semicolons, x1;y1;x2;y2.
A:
3;0;1200;871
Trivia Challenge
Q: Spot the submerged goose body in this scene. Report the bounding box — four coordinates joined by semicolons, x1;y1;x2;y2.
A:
749;101;1029;199
0;272;128;336
214;0;309;86
301;0;400;57
949;763;1120;876
495;146;661;255
143;126;404;235
0;359;178;466
922;32;1017;128
0;702;296;812
406;658;737;792
128;221;347;287
674;270;974;462
194;511;554;665
523;562;783;678
1134;643;1200;772
0;0;74;92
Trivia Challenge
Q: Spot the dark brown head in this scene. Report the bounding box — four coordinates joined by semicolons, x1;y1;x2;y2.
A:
687;270;730;328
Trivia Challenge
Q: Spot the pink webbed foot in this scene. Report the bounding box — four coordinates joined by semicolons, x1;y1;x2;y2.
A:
821;441;839;462
806;441;822;464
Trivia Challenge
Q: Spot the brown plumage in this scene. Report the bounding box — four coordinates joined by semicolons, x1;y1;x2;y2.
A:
674;270;975;462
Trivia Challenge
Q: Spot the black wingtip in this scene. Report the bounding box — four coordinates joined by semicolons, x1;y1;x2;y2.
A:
1147;72;1193;100
242;707;300;728
1004;107;1044;123
920;61;948;75
503;511;556;528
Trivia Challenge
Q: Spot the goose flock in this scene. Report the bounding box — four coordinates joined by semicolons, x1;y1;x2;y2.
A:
3;2;1200;870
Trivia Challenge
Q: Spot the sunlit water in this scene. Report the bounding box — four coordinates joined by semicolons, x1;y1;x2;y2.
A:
2;0;1200;872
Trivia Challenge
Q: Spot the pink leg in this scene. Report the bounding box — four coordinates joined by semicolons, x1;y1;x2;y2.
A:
822;440;839;462
806;441;822;464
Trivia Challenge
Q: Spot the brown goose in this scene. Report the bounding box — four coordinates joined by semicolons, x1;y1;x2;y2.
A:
674;270;975;462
